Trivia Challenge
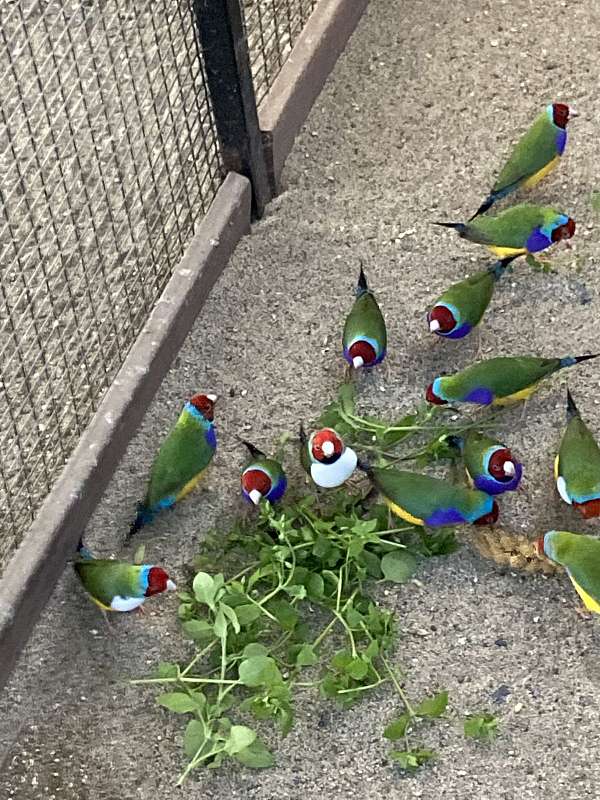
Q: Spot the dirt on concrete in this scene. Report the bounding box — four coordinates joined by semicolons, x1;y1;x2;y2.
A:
2;0;600;797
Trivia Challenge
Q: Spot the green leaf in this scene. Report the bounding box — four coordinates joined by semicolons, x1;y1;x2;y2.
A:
242;643;269;658
383;714;410;740
464;713;499;741
181;619;214;642
380;551;417;583
213;607;228;640
296;644;318;667
338;382;355;414
156;692;203;714
220;603;241;634
239;656;282;688
133;544;145;565
347;657;369;680
390;748;436;771
285;584;307;599
224;725;256;755
157;662;178;679
235;604;262;626
415;690;448;718
234;737;275;768
359;550;382;578
381;413;418;446
193;572;217;609
268;599;299;631
305;572;325;600
591;190;600;213
183;719;206;759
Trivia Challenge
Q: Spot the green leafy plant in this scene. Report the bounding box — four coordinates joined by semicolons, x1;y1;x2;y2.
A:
464;712;499;741
384;689;448;771
132;383;510;783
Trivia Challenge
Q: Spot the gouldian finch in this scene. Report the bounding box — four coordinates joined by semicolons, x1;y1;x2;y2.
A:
554;390;600;518
461;430;522;495
536;531;600;614
128;393;217;538
428;256;519;339
366;466;499;527
471;103;576;219
434;203;575;258
342;264;387;368
74;540;176;613
426;354;599;407
301;426;358;488
240;441;287;505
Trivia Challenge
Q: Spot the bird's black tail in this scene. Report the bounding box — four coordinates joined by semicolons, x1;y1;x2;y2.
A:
76;537;94;560
432;221;468;237
127;502;152;541
566;387;580;419
240;439;264;459
560;353;600;369
468;194;497;221
488;254;521;281
298;423;307;446
357;260;369;295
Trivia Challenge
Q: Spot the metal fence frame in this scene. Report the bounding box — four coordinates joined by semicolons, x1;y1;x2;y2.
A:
0;0;369;690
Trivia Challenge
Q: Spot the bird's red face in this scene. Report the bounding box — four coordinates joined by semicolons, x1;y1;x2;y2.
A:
242;468;272;498
428;305;456;334
425;382;447;405
488;448;516;481
190;393;216;421
552;102;570;128
145;567;172;597
474;500;499;526
574;499;600;519
534;535;546;556
348;340;377;367
551;218;575;243
310;428;344;464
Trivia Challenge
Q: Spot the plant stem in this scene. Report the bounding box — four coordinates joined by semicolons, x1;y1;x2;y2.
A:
381;653;416;718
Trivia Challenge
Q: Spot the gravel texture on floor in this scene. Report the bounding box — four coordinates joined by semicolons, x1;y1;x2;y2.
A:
2;0;600;797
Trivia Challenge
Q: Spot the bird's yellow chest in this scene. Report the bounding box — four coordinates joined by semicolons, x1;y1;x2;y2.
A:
571;578;600;615
522;155;561;189
493;383;539;406
384;498;423;526
488;245;528;258
175;471;205;502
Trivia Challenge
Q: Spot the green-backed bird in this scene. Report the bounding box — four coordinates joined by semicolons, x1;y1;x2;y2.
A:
460;430;522;495
434;203;575;258
74;539;176;613
471;103;576;219
428;256;519;339
426;354;599;407
555;389;600;518
240;441;287;505
365;466;499;527
300;426;358;488
343;264;387;368
128;393;217;538
536;531;600;614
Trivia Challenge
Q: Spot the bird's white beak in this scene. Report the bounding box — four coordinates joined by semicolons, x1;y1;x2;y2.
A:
322;440;335;457
207;393;217;402
570;108;579;118
503;461;516;477
249;488;262;505
352;355;364;369
166;579;177;592
429;319;441;332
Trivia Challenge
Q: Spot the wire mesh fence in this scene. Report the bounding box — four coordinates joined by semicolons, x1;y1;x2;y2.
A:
0;0;318;577
0;0;223;574
243;0;318;105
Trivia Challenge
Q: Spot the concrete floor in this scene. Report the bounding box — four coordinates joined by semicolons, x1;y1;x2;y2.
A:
3;0;600;796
